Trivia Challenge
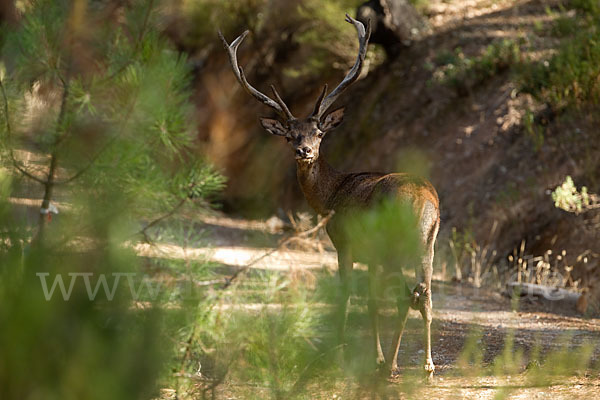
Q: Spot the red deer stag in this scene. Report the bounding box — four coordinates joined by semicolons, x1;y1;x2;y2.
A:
219;14;440;379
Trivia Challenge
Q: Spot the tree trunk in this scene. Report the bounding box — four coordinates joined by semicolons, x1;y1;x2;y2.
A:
37;152;58;239
357;0;427;58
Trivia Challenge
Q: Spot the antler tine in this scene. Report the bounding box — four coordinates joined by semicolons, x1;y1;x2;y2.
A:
315;14;371;119
310;84;328;118
270;85;295;120
218;30;293;120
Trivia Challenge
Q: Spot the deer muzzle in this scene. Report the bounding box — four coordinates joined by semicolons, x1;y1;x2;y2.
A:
295;146;314;161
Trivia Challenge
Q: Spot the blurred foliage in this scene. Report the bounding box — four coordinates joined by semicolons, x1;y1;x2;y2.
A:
456;326;484;376
0;0;225;226
571;0;600;15
552;175;599;214
292;0;372;77
178;0;376;80
165;201;429;399
184;273;338;400
345;199;420;267
409;0;431;14
456;326;596;400
431;39;522;94
179;0;267;46
181;0;363;43
0;169;166;400
522;109;545;152
0;0;223;399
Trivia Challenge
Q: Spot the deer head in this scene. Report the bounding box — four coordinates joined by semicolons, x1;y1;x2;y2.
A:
218;14;371;164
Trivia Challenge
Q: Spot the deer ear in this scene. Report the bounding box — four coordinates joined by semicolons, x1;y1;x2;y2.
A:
320;107;345;131
259;117;287;136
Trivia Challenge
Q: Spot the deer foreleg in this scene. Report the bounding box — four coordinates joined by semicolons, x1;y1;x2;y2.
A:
368;264;385;367
388;281;412;375
336;248;353;346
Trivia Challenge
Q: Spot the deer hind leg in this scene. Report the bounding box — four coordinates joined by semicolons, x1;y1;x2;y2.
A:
414;202;439;380
387;275;412;375
414;280;434;379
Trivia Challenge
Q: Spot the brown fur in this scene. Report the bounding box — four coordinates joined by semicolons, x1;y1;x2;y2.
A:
297;156;439;215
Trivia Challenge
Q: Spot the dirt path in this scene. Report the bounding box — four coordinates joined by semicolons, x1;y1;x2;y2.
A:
192;213;600;399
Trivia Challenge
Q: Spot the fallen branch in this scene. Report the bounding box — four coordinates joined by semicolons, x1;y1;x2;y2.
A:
194;278;226;287
506;282;582;311
221;211;334;289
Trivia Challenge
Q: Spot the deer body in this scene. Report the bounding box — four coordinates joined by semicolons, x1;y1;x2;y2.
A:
296;156;438;217
220;15;439;379
297;150;439;377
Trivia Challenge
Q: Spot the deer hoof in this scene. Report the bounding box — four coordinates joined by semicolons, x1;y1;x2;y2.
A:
423;359;435;382
389;365;402;378
373;357;387;375
335;346;347;365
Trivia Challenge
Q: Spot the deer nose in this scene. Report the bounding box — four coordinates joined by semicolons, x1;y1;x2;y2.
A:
296;147;312;157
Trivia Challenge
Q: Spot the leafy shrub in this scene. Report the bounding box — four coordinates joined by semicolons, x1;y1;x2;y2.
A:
433;39;522;93
571;0;600;15
522;110;545;151
519;3;600;110
552;175;598;214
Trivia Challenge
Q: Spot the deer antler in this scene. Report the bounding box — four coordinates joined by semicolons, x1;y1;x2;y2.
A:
218;30;295;121
311;14;371;120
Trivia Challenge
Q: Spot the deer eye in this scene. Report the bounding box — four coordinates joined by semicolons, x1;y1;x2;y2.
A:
317;132;324;138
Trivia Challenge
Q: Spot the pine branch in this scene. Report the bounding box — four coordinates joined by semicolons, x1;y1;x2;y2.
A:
56;98;136;185
100;0;156;84
138;197;188;243
52;80;71;147
56;144;108;184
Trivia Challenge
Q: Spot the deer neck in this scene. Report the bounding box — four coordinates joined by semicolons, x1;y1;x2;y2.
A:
296;156;343;215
